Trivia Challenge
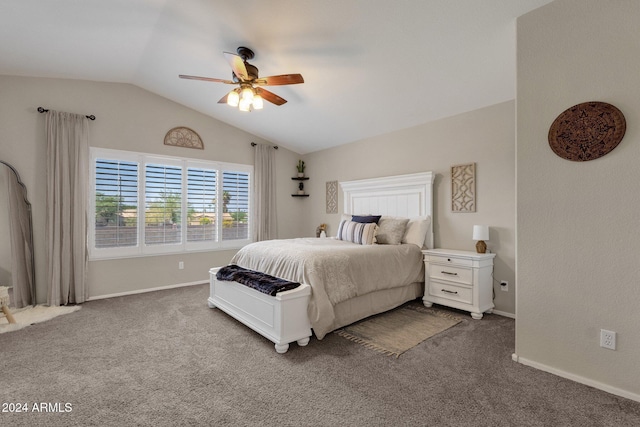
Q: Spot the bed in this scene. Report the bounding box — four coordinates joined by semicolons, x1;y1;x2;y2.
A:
209;171;435;351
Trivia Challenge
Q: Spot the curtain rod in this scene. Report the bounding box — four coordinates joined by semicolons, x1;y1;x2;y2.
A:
251;142;278;149
37;107;96;121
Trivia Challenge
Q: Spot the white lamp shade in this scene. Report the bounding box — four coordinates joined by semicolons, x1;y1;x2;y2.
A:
227;90;239;107
252;94;264;110
472;225;489;241
241;86;254;102
238;98;251;112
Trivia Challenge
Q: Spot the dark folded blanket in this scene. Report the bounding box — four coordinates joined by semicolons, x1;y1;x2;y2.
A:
216;265;301;296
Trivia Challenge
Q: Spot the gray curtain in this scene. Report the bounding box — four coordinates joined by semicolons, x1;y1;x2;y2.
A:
4;165;34;308
45;110;89;306
253;144;277;241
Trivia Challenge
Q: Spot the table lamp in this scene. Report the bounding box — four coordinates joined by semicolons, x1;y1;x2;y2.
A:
473;225;489;254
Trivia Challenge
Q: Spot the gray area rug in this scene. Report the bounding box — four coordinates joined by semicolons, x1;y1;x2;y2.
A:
335;304;461;357
1;284;639;426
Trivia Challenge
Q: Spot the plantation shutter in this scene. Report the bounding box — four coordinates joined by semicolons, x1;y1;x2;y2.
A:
144;163;182;246
187;167;217;242
94;159;139;248
221;171;250;241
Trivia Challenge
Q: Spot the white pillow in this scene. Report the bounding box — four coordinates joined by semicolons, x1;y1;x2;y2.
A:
336;220;377;245
402;216;431;248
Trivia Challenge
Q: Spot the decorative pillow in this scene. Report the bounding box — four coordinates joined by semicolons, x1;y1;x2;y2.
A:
336;220;377;245
351;215;382;224
402;216;431;247
375;217;409;245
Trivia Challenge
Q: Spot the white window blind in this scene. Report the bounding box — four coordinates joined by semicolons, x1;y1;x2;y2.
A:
89;148;253;260
187;167;217;243
144;163;182;246
94;158;139;249
222;171;250;241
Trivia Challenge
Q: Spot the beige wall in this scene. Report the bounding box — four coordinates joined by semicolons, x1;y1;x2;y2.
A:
0;75;305;301
517;0;640;399
303;101;516;315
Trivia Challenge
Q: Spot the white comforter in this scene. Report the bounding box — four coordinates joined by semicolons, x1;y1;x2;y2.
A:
230;238;424;339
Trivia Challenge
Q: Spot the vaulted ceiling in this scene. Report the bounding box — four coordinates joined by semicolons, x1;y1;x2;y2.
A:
0;0;553;154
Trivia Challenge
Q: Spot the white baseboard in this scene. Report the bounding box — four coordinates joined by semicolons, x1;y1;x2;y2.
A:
511;353;640;403
491;309;515;319
87;280;207;301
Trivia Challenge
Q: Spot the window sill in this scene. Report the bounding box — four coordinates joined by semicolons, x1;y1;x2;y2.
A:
89;242;249;261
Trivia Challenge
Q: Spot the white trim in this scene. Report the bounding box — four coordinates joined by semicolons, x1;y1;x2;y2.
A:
512;353;640;403
491;309;515;319
87;279;206;301
89;147;253;260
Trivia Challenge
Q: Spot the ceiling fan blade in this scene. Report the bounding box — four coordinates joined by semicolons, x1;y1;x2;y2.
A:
257;88;287;106
179;74;235;84
217;92;230;104
255;74;304;86
223;52;249;81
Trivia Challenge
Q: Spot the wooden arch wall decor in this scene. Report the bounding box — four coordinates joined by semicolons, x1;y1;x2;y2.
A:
548;101;625;161
164;126;204;149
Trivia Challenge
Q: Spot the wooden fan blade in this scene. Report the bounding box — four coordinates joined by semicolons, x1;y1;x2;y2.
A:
217;93;230;104
223;52;249;81
257;88;287;106
255;74;304;86
179;74;235;84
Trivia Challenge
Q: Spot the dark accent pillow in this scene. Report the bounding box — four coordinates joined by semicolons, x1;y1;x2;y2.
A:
351;215;382;224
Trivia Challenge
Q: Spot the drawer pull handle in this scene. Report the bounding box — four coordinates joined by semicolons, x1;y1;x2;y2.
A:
442;289;458;295
441;271;458;276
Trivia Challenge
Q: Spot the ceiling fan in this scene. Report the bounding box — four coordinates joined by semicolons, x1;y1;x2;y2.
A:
179;46;304;112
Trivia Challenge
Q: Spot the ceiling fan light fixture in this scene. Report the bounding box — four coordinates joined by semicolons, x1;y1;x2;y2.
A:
238;98;252;112
180;47;303;111
241;86;254;102
252;94;264;110
227;90;240;107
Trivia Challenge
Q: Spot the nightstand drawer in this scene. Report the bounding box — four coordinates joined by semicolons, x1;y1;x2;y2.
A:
427;281;473;305
428;264;473;284
427;254;474;268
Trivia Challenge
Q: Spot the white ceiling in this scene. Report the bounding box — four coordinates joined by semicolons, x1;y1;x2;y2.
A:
0;0;553;154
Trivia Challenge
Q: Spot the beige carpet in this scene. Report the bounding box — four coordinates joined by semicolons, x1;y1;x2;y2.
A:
335;303;462;357
0;304;81;334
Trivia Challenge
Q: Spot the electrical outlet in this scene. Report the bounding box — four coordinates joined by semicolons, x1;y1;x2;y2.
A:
179;261;184;270
600;329;616;350
500;280;508;292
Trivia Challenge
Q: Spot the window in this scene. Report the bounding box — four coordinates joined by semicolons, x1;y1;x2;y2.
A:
94;159;138;248
187;167;217;243
89;148;252;259
145;162;182;246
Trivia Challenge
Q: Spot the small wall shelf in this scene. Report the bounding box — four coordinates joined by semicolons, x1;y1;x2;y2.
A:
292;176;309;197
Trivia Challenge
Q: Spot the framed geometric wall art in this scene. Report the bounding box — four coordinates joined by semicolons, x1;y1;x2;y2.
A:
326;180;338;214
451;162;476;213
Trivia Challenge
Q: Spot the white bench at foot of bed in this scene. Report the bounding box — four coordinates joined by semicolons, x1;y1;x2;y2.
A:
208;267;312;354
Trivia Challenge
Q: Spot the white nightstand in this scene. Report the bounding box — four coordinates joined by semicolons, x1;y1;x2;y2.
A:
422;249;496;319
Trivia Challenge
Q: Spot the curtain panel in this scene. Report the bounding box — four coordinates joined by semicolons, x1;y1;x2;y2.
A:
45;111;89;306
253;144;277;241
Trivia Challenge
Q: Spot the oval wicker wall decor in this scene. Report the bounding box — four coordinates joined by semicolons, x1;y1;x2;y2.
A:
164;126;204;149
548;101;625;161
